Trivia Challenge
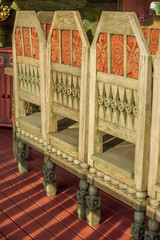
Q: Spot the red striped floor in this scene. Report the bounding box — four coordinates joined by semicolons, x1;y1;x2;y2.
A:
0;128;134;240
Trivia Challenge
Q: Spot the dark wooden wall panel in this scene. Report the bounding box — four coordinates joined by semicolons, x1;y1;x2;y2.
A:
0;47;13;127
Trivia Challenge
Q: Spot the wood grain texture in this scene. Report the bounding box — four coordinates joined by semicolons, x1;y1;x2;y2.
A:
98;119;136;144
92;141;135;178
37;11;54;24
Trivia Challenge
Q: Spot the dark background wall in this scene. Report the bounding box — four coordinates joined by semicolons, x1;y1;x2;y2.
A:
0;0;159;47
0;0;119;47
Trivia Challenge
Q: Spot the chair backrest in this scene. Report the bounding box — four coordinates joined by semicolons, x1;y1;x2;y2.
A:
12;11;47;136
142;15;160;56
88;11;152;191
46;11;90;161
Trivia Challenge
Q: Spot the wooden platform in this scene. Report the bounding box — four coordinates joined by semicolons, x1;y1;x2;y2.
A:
0;128;134;240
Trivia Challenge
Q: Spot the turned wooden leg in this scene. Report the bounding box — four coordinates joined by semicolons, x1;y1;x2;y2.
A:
16;141;29;173
131;210;146;240
77;179;89;220
86;184;101;226
145;218;160;240
43;156;57;196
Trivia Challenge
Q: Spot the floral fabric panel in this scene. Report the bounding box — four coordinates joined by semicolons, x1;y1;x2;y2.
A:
62;30;71;65
149;29;160;55
96;33;108;73
127;36;139;79
23;28;31;58
111;35;124;76
51;29;59;63
73;31;82;67
15;27;23;56
32;28;39;59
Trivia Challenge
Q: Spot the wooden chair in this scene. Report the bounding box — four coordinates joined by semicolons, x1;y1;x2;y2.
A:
87;11;152;235
145;37;160;240
12;11;53;172
43;11;90;202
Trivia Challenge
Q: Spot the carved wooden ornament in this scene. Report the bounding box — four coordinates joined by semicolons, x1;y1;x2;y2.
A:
127;36;139;79
149;29;160;55
111;34;124;76
97;33;108;73
73;31;82;67
23;28;31;58
62;30;71;65
51;29;59;63
32;28;39;59
46;24;51;40
15;27;23;56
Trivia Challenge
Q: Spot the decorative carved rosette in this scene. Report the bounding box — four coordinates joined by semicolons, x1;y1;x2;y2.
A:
51;29;59;63
15;27;23;56
23;28;31;57
142;28;149;41
127;36;139;79
32;28;39;59
62;30;71;65
96;33;108;73
73;31;82;67
46;24;51;40
111;35;124;76
149;29;160;55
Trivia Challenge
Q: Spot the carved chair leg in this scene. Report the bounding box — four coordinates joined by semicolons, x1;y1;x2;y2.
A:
17;141;29;173
86;184;101;226
43;155;57;196
77;179;89;220
130;210;146;240
145;218;160;240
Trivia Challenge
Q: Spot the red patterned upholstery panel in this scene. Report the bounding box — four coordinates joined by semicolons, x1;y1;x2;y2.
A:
23;28;31;57
149;29;160;55
111;35;124;76
96;33;108;73
32;28;39;59
62;30;71;65
15;27;23;56
127;36;139;79
51;29;59;63
73;31;82;67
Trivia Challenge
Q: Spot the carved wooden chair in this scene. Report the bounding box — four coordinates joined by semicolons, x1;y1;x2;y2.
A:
43;11;90;200
145;40;160;239
87;12;152;234
12;11;53;172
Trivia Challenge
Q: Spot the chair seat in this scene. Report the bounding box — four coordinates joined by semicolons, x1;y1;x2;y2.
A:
92;141;135;179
